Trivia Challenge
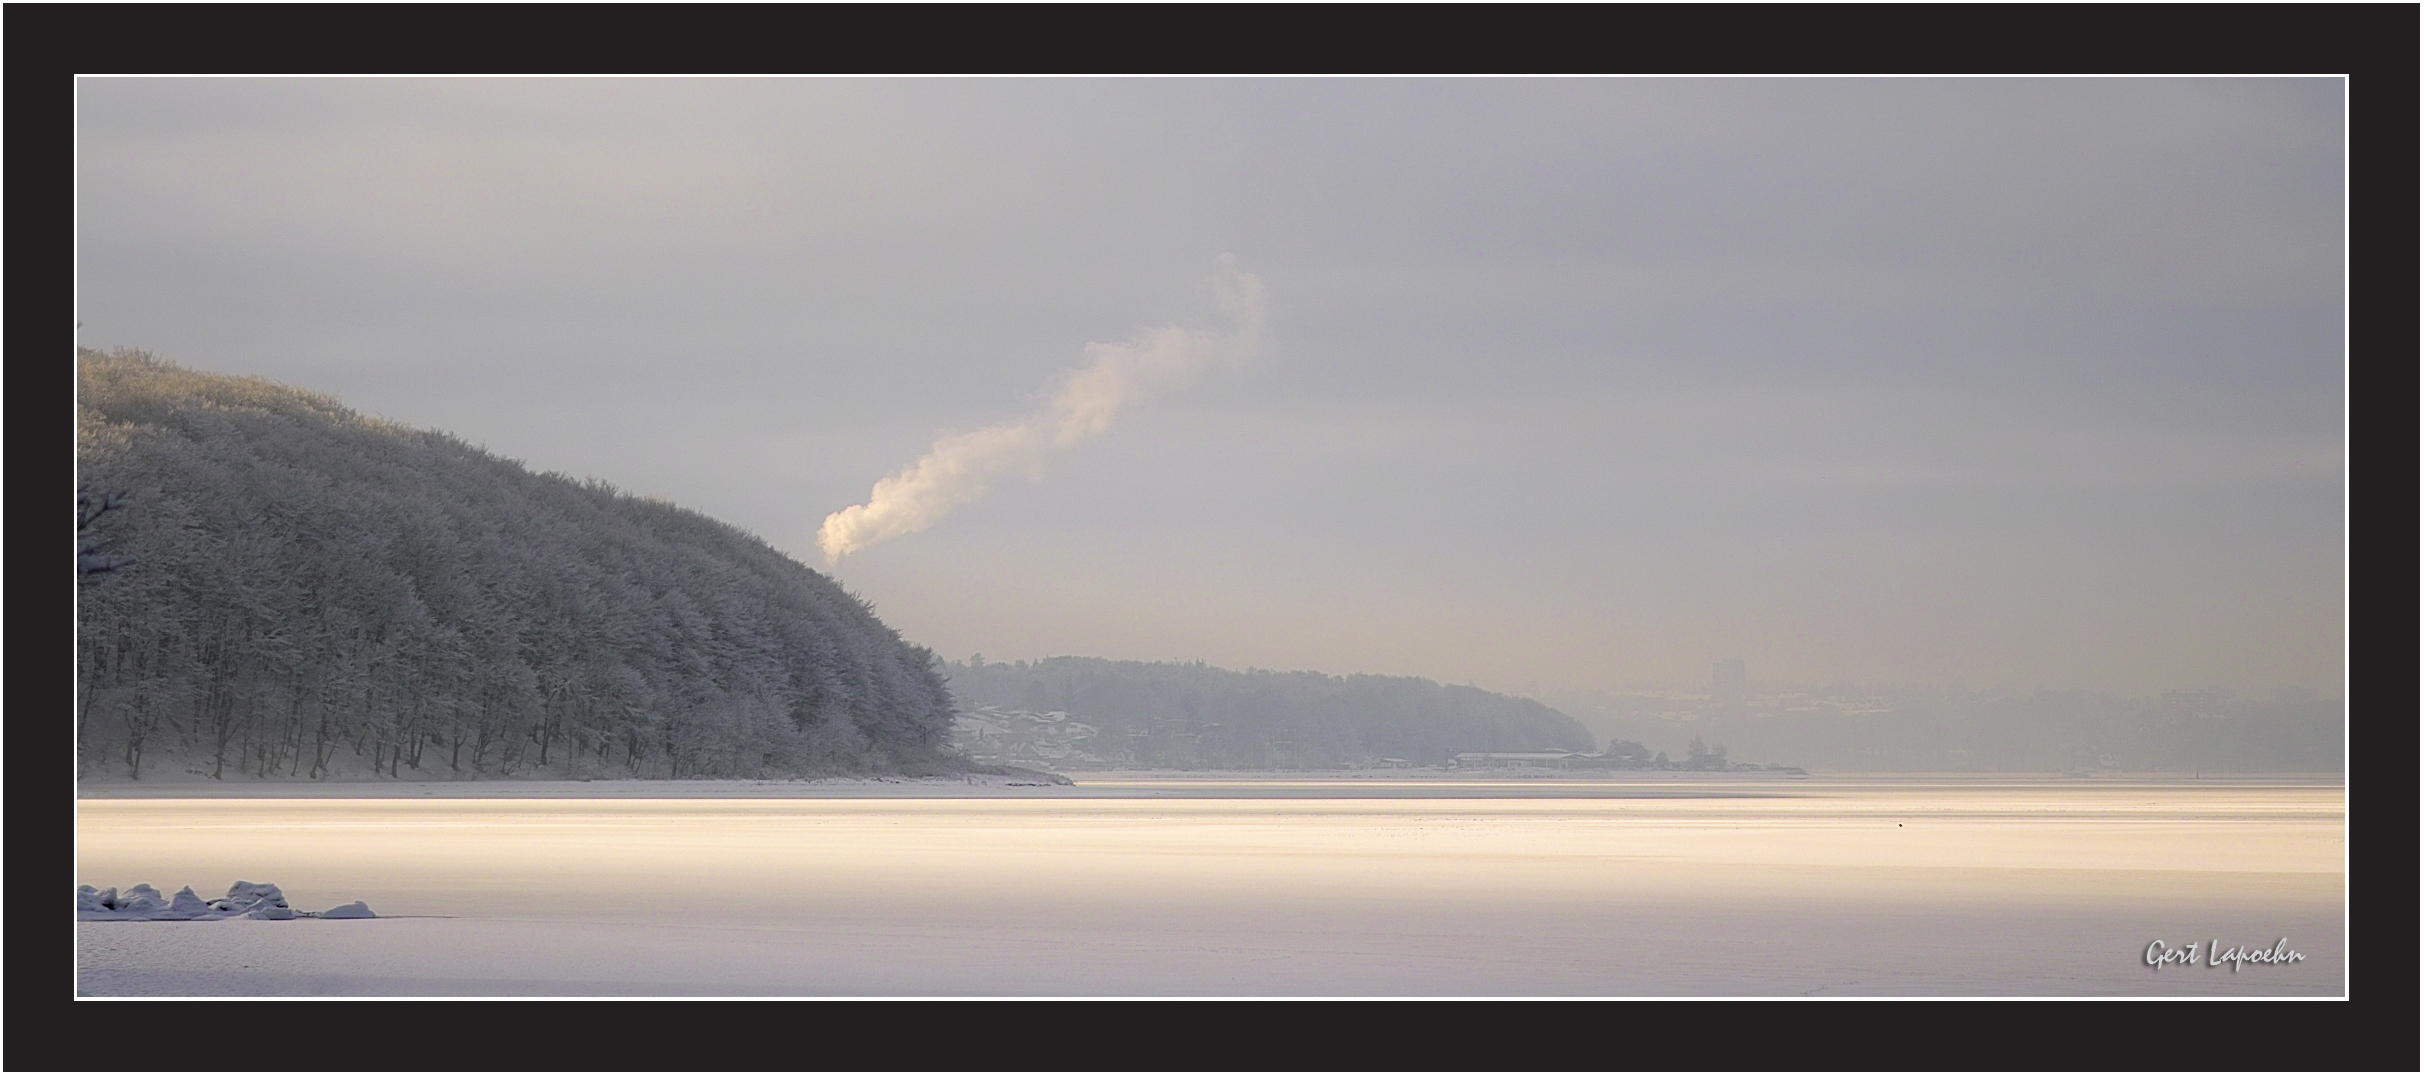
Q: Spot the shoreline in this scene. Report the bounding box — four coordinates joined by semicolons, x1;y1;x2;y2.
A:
75;769;2345;800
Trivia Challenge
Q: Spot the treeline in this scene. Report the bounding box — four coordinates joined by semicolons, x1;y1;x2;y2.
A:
1585;736;1779;772
76;349;960;781
1578;689;2343;773
946;656;1597;768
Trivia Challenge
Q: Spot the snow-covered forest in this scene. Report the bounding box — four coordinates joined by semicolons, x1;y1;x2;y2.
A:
944;656;1598;768
76;349;959;781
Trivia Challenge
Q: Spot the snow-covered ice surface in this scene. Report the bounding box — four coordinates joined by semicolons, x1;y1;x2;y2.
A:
75;776;2343;997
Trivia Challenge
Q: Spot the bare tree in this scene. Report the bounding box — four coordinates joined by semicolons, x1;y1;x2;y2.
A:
77;483;132;579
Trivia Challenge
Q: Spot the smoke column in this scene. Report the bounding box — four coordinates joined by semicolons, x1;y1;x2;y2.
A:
818;258;1266;563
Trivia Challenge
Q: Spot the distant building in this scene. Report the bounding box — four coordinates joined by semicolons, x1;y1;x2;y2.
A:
1713;658;1747;702
1452;751;1588;770
2159;688;2235;719
951;706;1106;767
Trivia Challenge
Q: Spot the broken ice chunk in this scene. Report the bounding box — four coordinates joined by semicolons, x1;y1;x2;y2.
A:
165;886;210;920
114;884;168;918
223;880;281;903
213;881;281;911
202;881;294;919
78;880;346;922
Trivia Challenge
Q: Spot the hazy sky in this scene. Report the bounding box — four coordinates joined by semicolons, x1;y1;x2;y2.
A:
75;78;2344;698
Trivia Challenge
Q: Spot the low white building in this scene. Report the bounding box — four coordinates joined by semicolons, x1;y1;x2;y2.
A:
1452;751;1587;770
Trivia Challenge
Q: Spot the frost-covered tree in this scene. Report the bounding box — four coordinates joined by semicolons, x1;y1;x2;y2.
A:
76;483;132;579
75;348;961;781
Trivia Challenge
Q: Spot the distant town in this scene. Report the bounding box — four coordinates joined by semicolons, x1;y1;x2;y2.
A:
949;703;1801;774
951;657;2342;775
1547;659;2338;775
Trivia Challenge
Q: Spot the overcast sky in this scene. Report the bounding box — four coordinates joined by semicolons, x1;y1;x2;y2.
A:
76;78;2344;698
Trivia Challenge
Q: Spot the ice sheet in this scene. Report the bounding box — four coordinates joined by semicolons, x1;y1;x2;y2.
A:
75;776;2344;997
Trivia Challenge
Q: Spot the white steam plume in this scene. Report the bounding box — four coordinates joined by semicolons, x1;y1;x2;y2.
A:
818;258;1265;563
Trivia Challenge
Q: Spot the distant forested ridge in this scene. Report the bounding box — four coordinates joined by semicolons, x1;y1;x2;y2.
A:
944;656;1597;768
76;349;959;781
